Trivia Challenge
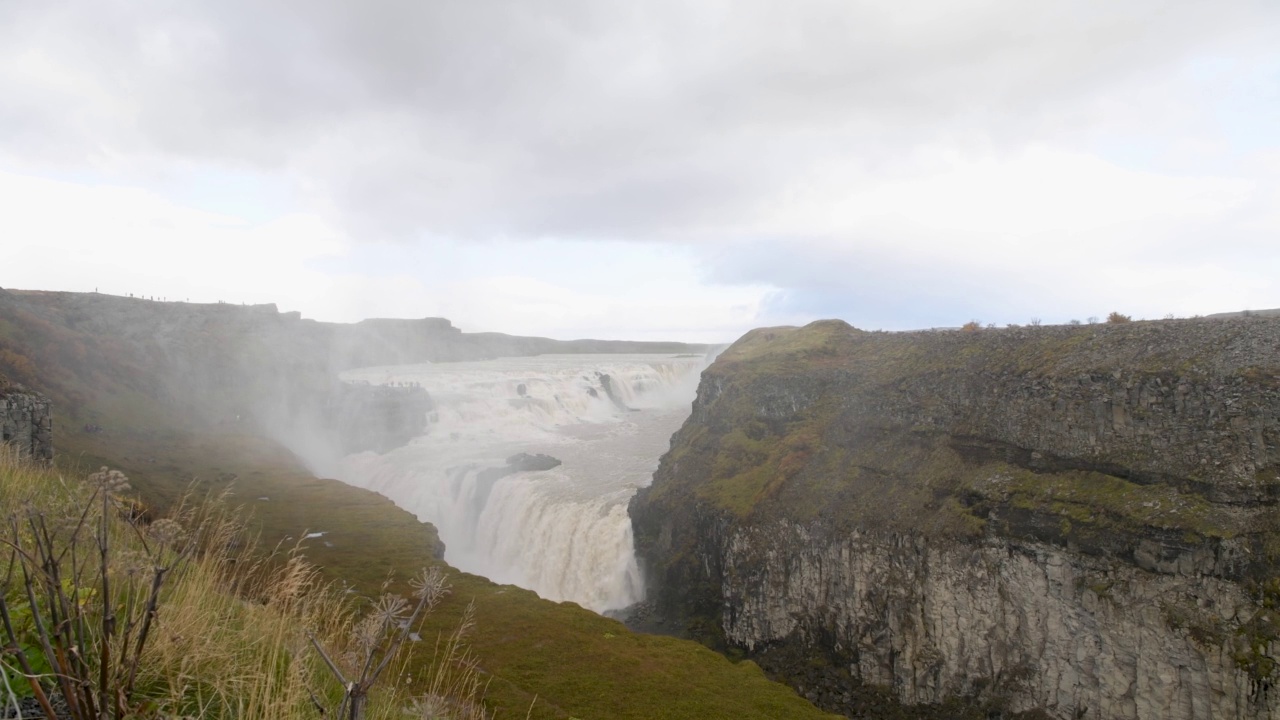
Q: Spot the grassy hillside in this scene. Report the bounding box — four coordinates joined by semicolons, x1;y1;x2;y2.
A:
50;426;837;719
1;450;481;719
0;288;836;719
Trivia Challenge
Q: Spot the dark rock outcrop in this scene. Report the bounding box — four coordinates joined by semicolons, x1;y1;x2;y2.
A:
504;453;563;473
475;453;563;485
465;454;564;520
0;377;53;463
632;316;1280;720
596;372;634;412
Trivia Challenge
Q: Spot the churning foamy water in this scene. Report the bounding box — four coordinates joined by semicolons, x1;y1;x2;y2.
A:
335;354;706;613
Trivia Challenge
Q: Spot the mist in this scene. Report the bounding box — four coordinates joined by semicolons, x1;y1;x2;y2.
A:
10;291;717;611
332;354;712;612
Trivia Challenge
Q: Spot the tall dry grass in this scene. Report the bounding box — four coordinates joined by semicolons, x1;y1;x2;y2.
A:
0;447;487;719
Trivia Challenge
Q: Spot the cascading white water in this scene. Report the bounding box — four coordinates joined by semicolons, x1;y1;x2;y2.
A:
335;354;706;613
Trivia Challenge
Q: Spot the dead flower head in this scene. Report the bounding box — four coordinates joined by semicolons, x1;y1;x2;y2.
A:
350;593;411;652
409;567;450;606
148;518;188;547
88;467;131;493
114;549;150;576
373;593;410;625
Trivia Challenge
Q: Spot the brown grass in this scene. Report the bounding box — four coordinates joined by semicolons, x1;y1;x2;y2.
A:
0;447;485;719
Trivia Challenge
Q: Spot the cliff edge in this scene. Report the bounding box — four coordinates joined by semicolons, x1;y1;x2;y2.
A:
631;317;1280;719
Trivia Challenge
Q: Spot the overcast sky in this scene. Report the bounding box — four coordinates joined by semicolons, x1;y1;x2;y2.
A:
1;1;1277;342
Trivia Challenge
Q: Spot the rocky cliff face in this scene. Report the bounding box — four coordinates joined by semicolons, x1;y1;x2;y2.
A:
631;317;1280;719
0;379;53;462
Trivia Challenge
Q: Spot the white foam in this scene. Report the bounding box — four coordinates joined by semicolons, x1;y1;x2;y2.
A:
336;354;706;612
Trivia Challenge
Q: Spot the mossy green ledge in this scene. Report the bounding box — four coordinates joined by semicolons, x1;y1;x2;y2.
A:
630;316;1280;719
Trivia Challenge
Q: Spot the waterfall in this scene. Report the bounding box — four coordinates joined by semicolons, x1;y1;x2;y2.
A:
336;354;706;612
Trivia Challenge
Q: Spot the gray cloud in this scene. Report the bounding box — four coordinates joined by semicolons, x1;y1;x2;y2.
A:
2;0;1277;329
3;0;1273;234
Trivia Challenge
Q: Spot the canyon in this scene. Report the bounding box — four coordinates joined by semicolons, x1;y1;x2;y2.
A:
0;288;831;720
10;284;1280;719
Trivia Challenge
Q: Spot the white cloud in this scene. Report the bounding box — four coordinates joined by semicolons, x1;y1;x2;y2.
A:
0;170;768;341
707;147;1275;327
0;170;343;305
426;274;767;342
755;146;1255;259
1;0;1277;337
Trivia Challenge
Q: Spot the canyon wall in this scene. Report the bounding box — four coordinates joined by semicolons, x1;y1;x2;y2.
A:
631;317;1280;719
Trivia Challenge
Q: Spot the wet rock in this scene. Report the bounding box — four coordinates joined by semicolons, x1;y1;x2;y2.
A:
471;453;565;510
505;452;562;473
595;372;634;412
